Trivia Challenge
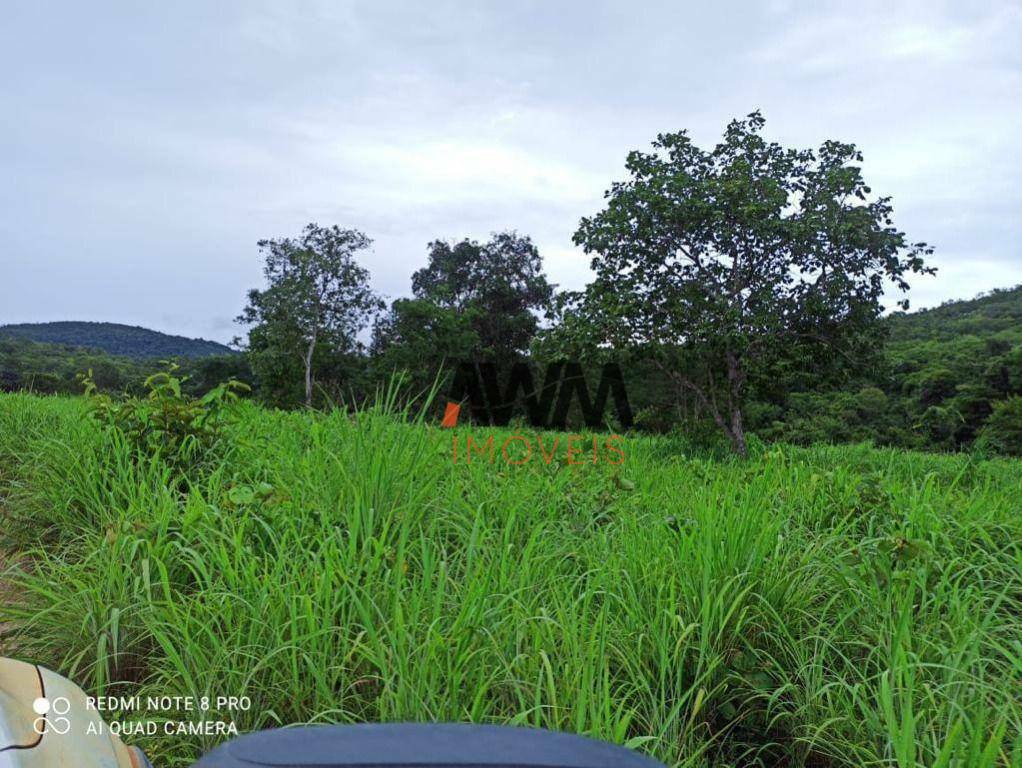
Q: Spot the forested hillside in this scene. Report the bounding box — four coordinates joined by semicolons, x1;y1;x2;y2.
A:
888;285;1022;342
0;321;234;358
0;336;250;396
755;285;1022;454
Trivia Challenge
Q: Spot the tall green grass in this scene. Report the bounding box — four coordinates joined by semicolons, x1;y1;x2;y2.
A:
1;392;1020;766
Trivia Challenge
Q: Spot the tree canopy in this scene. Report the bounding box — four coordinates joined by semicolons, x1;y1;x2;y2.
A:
237;223;382;408
568;112;933;454
410;231;554;364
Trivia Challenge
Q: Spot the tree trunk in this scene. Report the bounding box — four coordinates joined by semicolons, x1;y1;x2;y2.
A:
303;331;316;408
729;404;748;457
654;357;749;458
725;350;748;458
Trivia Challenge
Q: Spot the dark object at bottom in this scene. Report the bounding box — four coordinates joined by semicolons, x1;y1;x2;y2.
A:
191;723;665;767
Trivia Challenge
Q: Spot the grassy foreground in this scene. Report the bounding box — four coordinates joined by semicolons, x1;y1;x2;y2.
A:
1;393;1020;766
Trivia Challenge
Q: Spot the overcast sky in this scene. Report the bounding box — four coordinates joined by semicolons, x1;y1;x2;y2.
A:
1;1;1019;343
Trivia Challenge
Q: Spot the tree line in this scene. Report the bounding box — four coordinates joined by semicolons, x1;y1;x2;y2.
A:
235;112;947;456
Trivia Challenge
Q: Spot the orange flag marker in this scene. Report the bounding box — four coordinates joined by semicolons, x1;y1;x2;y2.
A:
441;402;461;428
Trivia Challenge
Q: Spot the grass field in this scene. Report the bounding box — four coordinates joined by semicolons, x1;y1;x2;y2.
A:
1;392;1021;766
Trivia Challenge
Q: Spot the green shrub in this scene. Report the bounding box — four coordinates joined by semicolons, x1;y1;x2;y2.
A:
82;364;248;478
854;386;888;415
915;367;959;407
976;396;1022;456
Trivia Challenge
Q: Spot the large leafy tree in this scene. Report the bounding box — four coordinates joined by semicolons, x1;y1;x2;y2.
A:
410;231;554;365
570;112;933;455
369;298;480;395
238;223;382;408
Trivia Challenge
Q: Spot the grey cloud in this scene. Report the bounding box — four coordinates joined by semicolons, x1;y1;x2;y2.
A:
1;0;1018;341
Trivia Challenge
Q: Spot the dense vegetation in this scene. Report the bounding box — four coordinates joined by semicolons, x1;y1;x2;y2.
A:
5;285;1020;456
1;387;1019;766
752;286;1022;456
0;322;234;359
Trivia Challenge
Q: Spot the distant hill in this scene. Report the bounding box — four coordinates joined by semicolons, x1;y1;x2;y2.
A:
0;322;235;359
887;285;1022;343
